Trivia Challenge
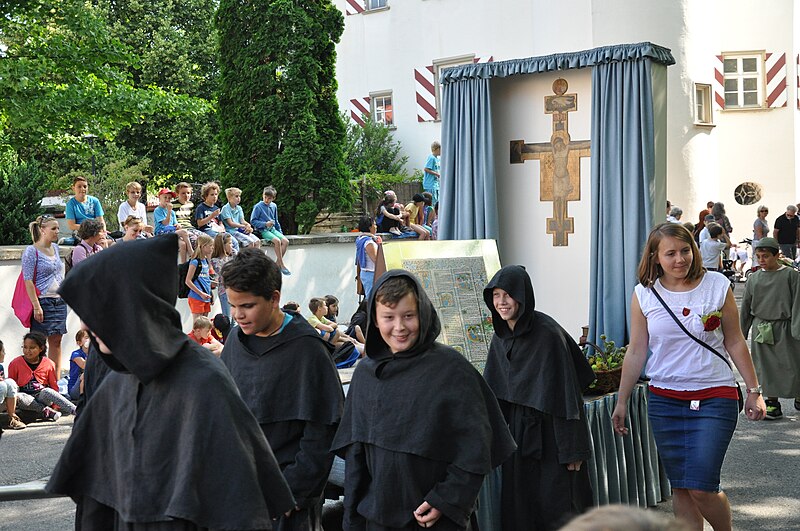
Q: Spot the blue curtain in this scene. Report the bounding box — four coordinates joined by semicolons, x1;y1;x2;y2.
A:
441;42;674;84
588;58;656;345
439;77;498;240
438;42;673;242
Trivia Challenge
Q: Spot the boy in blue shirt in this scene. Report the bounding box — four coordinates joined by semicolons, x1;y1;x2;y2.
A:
220;187;261;249
422;141;441;206
250;185;291;275
196;182;239;253
67;330;90;400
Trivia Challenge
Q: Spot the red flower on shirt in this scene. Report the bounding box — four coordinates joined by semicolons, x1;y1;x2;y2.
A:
701;311;722;332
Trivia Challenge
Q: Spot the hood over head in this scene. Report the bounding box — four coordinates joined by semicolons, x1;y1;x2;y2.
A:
366;269;441;361
59;234;189;384
483;265;535;338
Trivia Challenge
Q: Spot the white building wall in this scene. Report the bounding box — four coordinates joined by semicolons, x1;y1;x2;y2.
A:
336;0;800;333
492;70;593;334
336;0;595;176
709;1;796;241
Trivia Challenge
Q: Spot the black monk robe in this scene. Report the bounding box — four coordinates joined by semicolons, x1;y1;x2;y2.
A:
483;265;596;531
332;270;516;531
222;312;344;531
48;235;295;530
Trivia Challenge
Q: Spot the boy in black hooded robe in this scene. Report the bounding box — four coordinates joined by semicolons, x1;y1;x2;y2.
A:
46;234;296;530
220;248;344;531
483;265;595;531
332;270;516;530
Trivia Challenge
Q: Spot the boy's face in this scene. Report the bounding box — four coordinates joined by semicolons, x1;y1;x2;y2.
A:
263;193;274;205
227;289;282;337
127;188;141;202
755;249;779;270
194;327;211;340
314;303;327;317
492;288;520;324
73;181;88;197
229;193;241;206
205;189;219;205
177;188;191;204
375;292;420;354
158;193;171;207
433;147;441;156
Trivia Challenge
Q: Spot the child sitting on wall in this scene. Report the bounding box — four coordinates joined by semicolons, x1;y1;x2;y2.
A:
153;188;193;262
307;297;356;347
250;186;291;275
220;187;261;249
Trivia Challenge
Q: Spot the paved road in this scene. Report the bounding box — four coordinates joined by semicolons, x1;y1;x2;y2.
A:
1;284;798;530
0;416;76;530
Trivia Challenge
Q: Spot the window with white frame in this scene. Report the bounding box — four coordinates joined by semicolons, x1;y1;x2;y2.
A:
433;54;475;120
366;0;387;10
723;53;763;109
371;91;394;127
694;83;713;125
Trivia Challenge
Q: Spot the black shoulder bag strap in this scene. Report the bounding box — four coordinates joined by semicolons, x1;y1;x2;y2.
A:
650;285;744;411
650;286;732;370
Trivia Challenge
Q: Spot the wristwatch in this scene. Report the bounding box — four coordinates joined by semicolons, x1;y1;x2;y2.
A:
746;385;762;395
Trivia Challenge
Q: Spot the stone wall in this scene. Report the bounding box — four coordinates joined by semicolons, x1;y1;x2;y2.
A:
0;234;366;370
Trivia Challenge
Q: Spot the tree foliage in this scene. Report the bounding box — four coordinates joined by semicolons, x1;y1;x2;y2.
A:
99;0;220;180
343;113;409;178
217;0;353;234
0;0;212;158
0;154;48;245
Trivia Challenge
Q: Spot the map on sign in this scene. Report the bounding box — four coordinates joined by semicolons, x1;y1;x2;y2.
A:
381;239;501;371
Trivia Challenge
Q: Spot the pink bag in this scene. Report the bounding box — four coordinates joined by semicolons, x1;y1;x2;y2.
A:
11;252;40;328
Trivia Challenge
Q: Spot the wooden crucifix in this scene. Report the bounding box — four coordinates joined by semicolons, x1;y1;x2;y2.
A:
510;78;590;246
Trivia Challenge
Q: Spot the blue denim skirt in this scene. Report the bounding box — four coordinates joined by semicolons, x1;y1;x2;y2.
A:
30;296;68;337
648;394;738;492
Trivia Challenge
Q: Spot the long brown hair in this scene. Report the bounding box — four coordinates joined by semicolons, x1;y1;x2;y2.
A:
212;233;231;258
637;223;704;287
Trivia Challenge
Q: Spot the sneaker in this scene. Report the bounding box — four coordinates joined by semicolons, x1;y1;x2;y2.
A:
280;267;291;276
765;401;783;420
794;398;800;411
42;407;62;422
8;415;26;430
389;227;402;236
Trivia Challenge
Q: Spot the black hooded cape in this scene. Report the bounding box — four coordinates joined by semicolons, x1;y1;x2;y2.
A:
331;270;516;530
483;265;595;531
46;235;295;530
221;313;344;530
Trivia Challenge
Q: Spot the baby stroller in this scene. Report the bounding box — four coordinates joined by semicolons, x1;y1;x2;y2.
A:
720;255;737;287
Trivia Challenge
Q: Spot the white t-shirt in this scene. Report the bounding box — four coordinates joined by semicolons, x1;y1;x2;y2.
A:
362;240;377;272
634;272;735;391
117;200;148;226
699;238;727;269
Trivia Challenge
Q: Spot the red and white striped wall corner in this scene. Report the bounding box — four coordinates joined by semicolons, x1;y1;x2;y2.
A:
713;52;787;110
345;0;365;16
766;52;787;108
414;56;494;122
349;97;371;127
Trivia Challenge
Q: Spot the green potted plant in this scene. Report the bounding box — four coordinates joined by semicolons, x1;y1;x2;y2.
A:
582;332;627;394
